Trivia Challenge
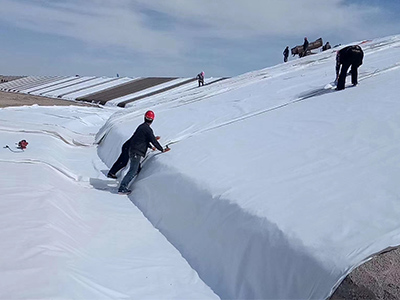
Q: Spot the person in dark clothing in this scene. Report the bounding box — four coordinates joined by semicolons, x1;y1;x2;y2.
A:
302;37;309;57
117;110;170;195
107;140;130;179
322;42;331;51
197;71;205;87
283;46;289;62
107;136;160;179
335;45;364;90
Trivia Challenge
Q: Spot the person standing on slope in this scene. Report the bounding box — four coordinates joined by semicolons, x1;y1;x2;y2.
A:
197;71;205;87
335;45;364;90
118;110;170;195
302;37;309;57
283;46;289;62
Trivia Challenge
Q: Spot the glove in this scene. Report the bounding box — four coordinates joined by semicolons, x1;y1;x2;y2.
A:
163;146;170;152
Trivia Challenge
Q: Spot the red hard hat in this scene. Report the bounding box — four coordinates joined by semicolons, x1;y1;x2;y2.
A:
145;110;155;121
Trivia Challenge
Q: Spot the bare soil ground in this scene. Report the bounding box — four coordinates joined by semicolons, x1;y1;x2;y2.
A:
0;91;96;108
1;90;399;300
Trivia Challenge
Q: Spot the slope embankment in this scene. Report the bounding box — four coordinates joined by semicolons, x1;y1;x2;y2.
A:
97;35;400;299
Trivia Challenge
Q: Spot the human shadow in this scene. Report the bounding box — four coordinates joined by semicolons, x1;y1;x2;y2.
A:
297;86;337;100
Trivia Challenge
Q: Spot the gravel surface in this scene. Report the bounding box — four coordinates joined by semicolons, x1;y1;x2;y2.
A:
331;247;400;300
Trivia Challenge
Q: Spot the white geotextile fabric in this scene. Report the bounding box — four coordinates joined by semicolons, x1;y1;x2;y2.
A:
0;35;399;299
0;105;218;299
97;35;400;299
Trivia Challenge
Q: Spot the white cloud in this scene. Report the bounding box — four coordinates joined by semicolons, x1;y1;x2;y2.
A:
133;0;385;39
0;0;183;56
0;0;393;53
0;0;398;77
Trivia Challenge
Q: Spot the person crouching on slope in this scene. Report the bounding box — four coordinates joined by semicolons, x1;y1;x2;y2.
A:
335;45;364;90
118;110;170;195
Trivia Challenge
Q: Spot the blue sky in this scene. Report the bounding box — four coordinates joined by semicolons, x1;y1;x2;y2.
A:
0;0;399;78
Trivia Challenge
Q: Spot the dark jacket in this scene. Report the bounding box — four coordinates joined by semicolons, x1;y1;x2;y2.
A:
322;42;331;51
127;122;163;157
303;39;309;51
336;45;364;76
283;47;289;57
197;73;204;82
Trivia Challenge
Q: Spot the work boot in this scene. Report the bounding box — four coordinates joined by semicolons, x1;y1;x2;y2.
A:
107;172;117;179
118;188;132;195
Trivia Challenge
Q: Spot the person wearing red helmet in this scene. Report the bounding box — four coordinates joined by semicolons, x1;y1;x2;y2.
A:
144;110;154;120
108;110;170;195
107;110;160;180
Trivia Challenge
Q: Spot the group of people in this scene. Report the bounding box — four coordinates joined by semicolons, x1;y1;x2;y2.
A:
283;38;364;90
283;37;309;62
108;43;364;195
283;38;332;62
